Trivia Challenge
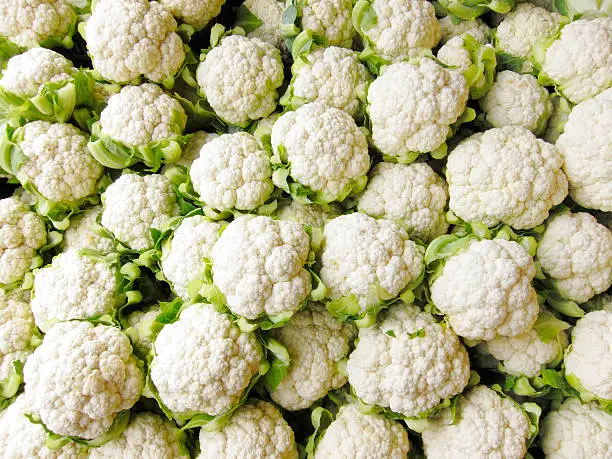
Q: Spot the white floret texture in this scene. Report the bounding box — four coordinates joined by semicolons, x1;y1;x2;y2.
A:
438;16;490;44
85;0;185;84
158;0;226;30
196;35;284;126
421;385;530;459
101;173;180;251
347;303;470;417
243;0;284;48
319;213;424;311
367;58;469;159
555;88;612;211
0;197;47;285
300;0;354;48
62;207;115;256
150;303;263;416
270;303;356;411
436;35;473;72
271;103;370;203
211;215;311;320
430;238;540;340
314;404;410;458
357;162;449;243
446;126;568;229
276;201;342;228
23;321;144;439
537;212;612;303
0;288;37;381
197;401;298;459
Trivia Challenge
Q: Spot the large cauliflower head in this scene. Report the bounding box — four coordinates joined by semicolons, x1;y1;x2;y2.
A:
158;0;226;30
61;206;115;255
211;215;311;321
438;16;490;44
446;126;568;229
23;321;144;439
300;0;354;48
150;303;263;416
196;35;284;126
243;0;284;48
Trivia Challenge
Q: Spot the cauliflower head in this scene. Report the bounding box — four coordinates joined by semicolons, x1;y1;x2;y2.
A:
158;0;226;30
276;201;342;228
298;0;354;48
438;16;490;44
242;0;284;48
62;207;115;255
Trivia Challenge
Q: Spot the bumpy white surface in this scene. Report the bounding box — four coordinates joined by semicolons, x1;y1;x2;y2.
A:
243;0;284;48
300;0;354;48
158;0;226;30
0;288;37;381
436;35;473;72
62;207;115;255
438;16;490;44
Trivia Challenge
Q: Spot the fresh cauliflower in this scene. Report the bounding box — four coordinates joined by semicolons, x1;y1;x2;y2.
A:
84;0;185;84
210;215;311;321
446;126;568;229
271;103;370;203
270;303;356;411
357;162;449;243
295;0;354;48
420;385;530;459
242;0;284;48
438;16;490;44
125;304;160;357
537;212;612;303
23;321;144;439
150;303;263;417
101;173;180;251
430;238;540;340
62;207;115;255
367;58;469;162
555;88;612;211
196;35;284;126
197;401;298;459
158;0;226;30
314;404;410;458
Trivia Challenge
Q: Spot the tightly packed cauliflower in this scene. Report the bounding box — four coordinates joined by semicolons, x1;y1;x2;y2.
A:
297;0;355;48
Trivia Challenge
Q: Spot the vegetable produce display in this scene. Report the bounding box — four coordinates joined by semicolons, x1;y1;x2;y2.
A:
0;0;610;457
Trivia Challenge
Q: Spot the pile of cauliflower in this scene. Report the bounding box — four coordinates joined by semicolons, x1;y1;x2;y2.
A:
0;0;610;456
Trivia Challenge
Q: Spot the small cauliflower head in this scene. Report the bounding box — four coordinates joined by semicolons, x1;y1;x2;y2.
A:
421;385;530;459
0;197;46;285
160;215;222;299
480;71;552;135
101;173;180;251
564;310;612;402
556;88;612;211
270;303;356;410
276;201;342;227
196;35;284;126
438;16;490;44
150;303;263;416
90;412;187;458
430;238;539;340
198;401;298;459
23;321;144;439
61;207;115;255
299;0;354;48
347;303;470;417
540;17;612;104
446;126;568;229
125;305;160;357
190;132;274;212
320;213;424;312
242;0;284;48
537;212;612;303
0;0;76;49
314;404;410;458
271;103;370;203
85;0;185;83
540;398;612;459
211;215;311;321
158;0;225;30
367;58;469;162
357;162;449;243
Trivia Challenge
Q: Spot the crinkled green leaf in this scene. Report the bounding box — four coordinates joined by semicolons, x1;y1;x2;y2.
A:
533;311;570;343
0;360;23;399
262;337;290;392
235;4;264;33
304;407;334;457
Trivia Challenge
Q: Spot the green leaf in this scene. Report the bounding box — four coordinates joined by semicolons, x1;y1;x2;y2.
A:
304;407;334;457
545;292;585;318
385;330;396;337
495;51;526;73
326;294;362;321
424;234;474;265
533;311;570;343
262;337;290;392
235;4;264;33
407;328;426;339
290;30;328;61
0;360;23;399
352;0;378;33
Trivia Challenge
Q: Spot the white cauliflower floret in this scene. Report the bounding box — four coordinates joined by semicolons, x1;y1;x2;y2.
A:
90;412;187;458
540;18;612;104
299;0;354;48
242;0;284;48
320;213;424;312
125;305;160;357
169;131;218;169
446;126;568;229
211;216;311;320
436;35;473;71
430;238;540;340
438;16;490;44
564;310;612;401
270;303;356;411
23;321;144;439
276;201;342;228
160;215;222;299
347;303;470;417
85;0;185;83
62;207;115;255
367;58;469;161
537;212;612;303
0;197;47;285
158;0;225;30
555;88;612;211
196;35;284;126
150;303;263;416
314;404;410;458
540;398;612;459
271;103;370;203
197;401;298;459
0;0;76;49
357;162;448;243
190;132;274;211
480;71;552;134
421;385;530;459
101;173;179;251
